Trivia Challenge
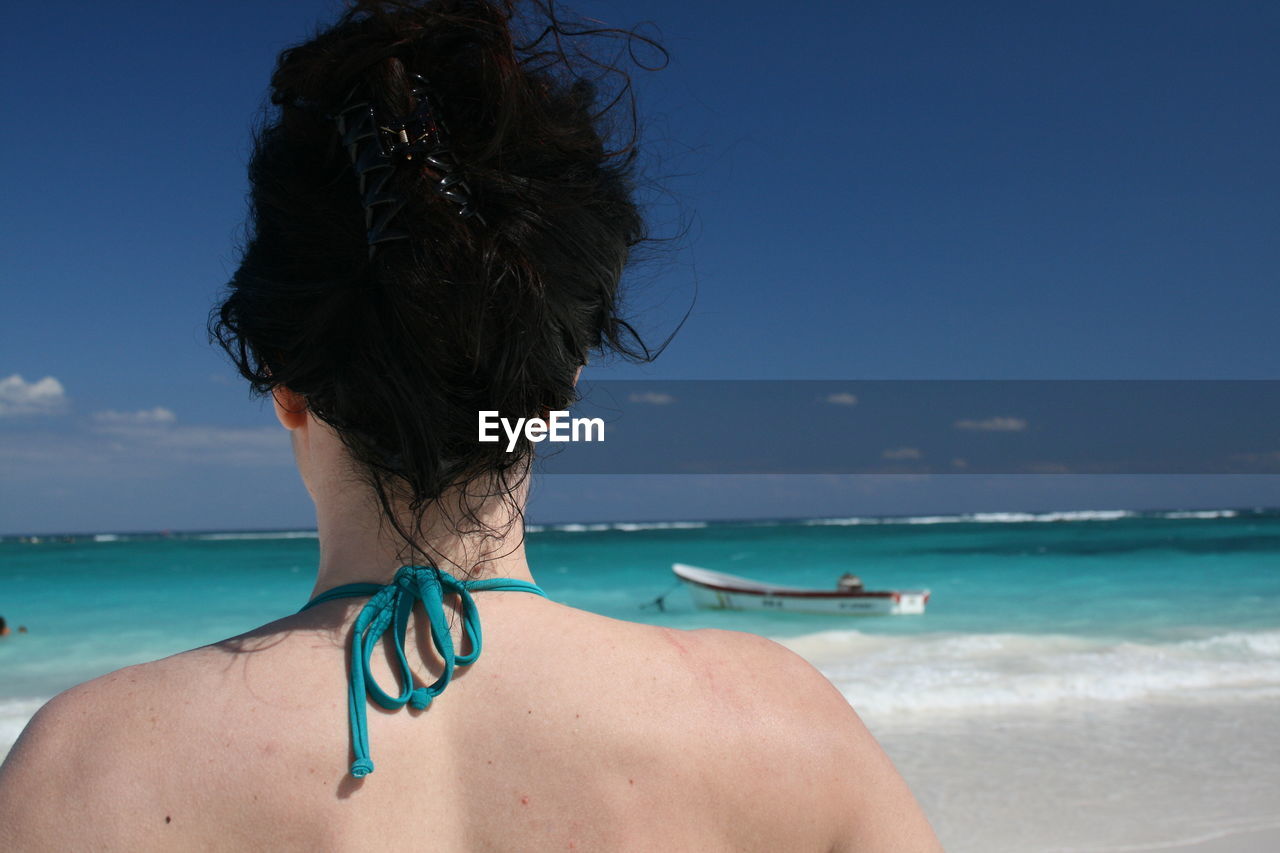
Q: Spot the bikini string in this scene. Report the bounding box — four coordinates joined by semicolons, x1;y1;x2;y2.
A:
300;564;546;778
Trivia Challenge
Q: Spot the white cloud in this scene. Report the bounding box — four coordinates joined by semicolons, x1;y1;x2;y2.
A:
2;421;291;478
93;407;177;427
882;447;922;460
0;374;68;417
824;392;859;406
629;391;676;406
0;403;286;473
143;424;290;465
954;416;1028;432
86;406;287;464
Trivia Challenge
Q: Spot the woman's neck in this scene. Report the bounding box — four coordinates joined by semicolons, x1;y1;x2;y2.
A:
282;408;535;597
309;482;535;597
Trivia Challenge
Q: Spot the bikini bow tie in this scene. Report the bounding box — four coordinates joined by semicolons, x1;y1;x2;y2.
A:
301;564;546;777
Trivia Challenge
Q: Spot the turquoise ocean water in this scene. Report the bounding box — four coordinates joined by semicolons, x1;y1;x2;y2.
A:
3;508;1279;749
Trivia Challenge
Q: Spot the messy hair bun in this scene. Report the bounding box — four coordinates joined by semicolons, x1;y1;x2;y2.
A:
212;0;662;559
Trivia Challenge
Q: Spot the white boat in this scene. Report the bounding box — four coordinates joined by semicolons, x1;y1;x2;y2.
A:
672;563;929;615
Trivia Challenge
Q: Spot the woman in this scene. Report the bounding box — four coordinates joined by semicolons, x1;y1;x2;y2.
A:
0;2;939;849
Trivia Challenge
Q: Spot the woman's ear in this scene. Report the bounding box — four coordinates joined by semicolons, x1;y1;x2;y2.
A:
272;387;308;430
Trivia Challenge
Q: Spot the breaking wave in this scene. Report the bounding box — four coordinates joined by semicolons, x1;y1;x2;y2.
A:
780;628;1280;716
802;509;1241;526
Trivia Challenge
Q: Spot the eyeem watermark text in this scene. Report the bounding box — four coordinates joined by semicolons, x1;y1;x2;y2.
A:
478;410;605;452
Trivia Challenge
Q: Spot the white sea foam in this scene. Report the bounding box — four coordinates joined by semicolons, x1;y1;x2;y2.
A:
968;510;1135;523
522;508;1253;533
779;628;1280;716
1160;509;1239;520
801;508;1250;526
610;521;709;531
0;698;47;757
192;530;319;541
804;510;1140;526
535;521;709;533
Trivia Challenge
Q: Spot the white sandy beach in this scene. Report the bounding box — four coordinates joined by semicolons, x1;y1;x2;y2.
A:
1160;828;1280;852
863;694;1279;853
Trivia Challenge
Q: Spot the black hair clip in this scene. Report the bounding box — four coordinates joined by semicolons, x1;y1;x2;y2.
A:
333;74;481;258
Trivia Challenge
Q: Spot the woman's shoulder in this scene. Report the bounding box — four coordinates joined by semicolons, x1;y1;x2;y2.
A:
541;611;938;849
3;657;176;768
0;660;178;848
586;618;942;851
1;611;941;851
0;632;338;849
548;606;870;747
566;608;856;719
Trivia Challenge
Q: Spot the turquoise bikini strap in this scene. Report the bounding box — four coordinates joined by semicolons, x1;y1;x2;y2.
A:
299;564;546;778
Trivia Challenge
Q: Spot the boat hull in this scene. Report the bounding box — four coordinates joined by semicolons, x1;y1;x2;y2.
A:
673;563;928;615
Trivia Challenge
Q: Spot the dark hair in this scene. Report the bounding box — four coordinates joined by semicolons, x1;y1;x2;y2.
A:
212;0;665;562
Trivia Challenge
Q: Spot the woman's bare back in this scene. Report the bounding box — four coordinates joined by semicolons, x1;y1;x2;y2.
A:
0;592;939;851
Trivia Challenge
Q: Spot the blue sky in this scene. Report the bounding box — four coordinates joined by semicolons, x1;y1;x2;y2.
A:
2;1;1278;533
